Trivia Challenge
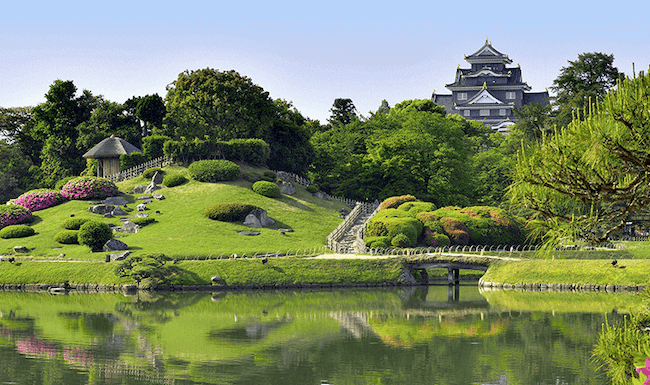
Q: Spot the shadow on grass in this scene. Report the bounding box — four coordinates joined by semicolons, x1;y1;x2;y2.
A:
278;195;314;212
169;267;210;285
269;266;285;274
28;216;43;226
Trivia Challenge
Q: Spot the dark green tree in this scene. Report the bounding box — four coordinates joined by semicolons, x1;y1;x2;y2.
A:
265;99;314;175
327;98;358;127
135;94;166;135
550;52;623;128
512;103;553;142
76;98;142;152
31;80;97;186
0;140;35;203
163;68;276;140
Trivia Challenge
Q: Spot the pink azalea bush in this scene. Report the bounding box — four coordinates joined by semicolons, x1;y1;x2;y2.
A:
14;189;65;211
61;176;119;200
0;204;32;229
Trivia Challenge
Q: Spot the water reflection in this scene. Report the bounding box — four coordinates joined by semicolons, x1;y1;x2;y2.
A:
0;286;634;384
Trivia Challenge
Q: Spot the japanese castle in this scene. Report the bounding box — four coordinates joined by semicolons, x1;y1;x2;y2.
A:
432;41;549;132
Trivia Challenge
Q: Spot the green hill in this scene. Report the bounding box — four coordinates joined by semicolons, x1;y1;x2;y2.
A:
0;165;348;260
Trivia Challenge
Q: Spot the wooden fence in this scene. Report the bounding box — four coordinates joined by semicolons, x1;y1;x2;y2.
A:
104;156;173;182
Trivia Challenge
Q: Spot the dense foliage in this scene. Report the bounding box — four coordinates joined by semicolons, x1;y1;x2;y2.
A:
162;173;187;187
14;189;64;211
142;167;163;179
203;203;258;222
114;253;174;287
61;217;90;230
131;217;156;227
77;220;113;251
0;224;35;239
54;229;79;244
188;159;240;182
252;181;281;198
0;204;32;229
61;176;119;200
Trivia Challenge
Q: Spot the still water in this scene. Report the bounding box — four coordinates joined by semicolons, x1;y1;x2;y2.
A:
0;285;635;385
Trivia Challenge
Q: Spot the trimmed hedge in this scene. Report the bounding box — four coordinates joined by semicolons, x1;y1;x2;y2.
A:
78;221;113;251
120;152;147;171
163;138;270;166
306;184;319;193
14;189;65;212
366;209;422;247
204;203;258;222
61;217;91;230
131;217;156;227
252;181;281;198
0;225;35;239
54;230;79;244
188;160;240;182
379;195;417;210
397;201;436;217
142;135;171;159
422;229;450;247
0;204;32;229
162;173;187;187
142;167;163;179
61;177;119;200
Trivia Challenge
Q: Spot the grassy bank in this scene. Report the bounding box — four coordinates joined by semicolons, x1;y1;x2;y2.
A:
0;257;406;287
482;259;650;286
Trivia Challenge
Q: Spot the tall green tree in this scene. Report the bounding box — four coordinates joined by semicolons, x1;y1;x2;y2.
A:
76;98;142;151
163;68;276;140
135;94;166;135
31;80;97;186
509;70;650;246
265;99;314;175
550;52;623;128
512;103;553;142
327;98;358;127
0;140;35;203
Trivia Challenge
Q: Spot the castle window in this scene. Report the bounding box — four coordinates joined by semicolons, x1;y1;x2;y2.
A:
499;109;507;116
506;91;516;100
458;93;467;101
464;110;470;117
480;109;490;117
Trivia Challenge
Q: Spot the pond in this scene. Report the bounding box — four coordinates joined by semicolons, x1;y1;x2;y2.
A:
0;285;635;384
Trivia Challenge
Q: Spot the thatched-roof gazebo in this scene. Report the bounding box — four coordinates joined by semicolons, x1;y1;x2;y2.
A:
83;135;142;178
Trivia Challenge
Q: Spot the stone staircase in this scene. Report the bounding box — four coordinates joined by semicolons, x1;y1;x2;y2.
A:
327;202;380;254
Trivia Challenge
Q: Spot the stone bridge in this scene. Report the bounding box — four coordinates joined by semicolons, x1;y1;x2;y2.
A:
404;260;489;285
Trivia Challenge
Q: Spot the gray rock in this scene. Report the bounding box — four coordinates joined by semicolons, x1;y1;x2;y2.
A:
89;204;115;215
133;212;149;218
116;221;140;234
152;193;165;200
144;181;160;194
243;208;275;228
112;206;128;216
13;246;29;253
152;171;164;185
103;213;114;218
103;196;129;206
108;251;131;261
137;196;153;200
279;181;296;195
130;185;147;194
103;239;129;252
136;203;147;211
238;231;261;236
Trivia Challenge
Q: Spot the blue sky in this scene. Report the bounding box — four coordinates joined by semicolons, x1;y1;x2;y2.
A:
1;1;649;122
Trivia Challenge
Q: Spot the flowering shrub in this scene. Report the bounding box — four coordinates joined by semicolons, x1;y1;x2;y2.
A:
422;228;450;247
14;189;65;211
0;204;32;229
379;195;417;210
61;177;119;200
440;217;470;245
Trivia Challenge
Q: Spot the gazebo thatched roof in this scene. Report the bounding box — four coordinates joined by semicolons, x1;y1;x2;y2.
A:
83;135;142;159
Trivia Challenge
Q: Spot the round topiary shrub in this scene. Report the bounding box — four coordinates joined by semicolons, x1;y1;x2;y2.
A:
55;176;76;191
0;204;32;229
62;217;91;230
422;229;450;247
398;201;436;217
142;167;163;179
78;220;113;251
14;189;65;212
252;181;281;198
379;195;418;210
440;217;469;245
188;160;240;182
204;203;258;222
162;173;187;187
365;236;391;248
391;233;413;248
0;225;35;239
262;170;277;182
54;230;79;244
306;184;319;193
131;217;156;227
61;176;119;200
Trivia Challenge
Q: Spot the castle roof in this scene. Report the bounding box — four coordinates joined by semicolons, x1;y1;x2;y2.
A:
464;40;512;65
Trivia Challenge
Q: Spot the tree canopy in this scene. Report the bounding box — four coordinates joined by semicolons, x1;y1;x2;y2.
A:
509;69;650;245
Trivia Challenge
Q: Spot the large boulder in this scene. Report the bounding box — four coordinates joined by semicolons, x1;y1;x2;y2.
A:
152;171;164;185
103;196;129;206
279;181;296;195
103;239;129;252
144;181;161;194
130;185;147;194
243;208;275;228
116;221;140;234
89;204;114;215
112;206;128;216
